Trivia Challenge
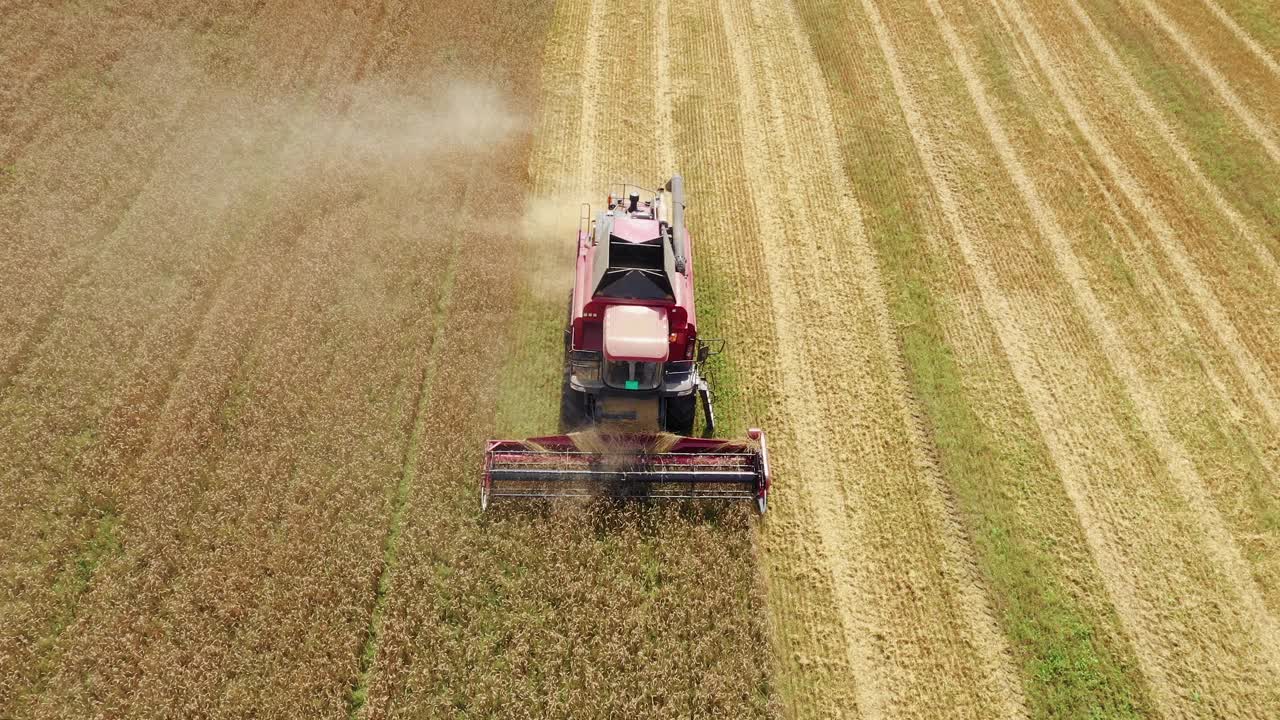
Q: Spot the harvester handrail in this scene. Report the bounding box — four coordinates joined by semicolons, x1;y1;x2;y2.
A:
607;181;661;203
578;202;592;239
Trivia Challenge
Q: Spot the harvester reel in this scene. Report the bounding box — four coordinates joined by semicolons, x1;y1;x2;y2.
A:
482;431;771;513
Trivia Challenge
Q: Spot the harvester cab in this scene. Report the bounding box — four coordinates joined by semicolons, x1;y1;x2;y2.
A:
482;176;771;513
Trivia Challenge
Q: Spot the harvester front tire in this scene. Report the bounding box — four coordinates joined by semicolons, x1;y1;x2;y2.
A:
560;370;588;433
664;394;696;435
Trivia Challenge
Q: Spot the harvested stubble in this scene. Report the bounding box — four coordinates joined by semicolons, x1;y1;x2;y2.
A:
845;0;1280;714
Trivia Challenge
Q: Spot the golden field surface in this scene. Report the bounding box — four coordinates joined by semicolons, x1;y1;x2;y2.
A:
2;0;1278;718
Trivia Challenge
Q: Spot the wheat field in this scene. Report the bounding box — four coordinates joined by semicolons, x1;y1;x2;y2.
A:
2;0;1278;718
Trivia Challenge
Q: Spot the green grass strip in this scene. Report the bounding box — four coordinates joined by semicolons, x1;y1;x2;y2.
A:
1081;0;1280;237
1213;0;1280;64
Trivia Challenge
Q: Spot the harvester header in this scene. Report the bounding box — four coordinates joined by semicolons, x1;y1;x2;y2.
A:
483;429;770;513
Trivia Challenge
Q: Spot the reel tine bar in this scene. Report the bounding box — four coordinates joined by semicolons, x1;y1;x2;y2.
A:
482;431;770;513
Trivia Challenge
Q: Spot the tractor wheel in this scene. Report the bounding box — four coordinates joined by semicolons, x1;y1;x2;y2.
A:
560;360;587;433
560;290;588;432
564;291;574;351
664;394;697;435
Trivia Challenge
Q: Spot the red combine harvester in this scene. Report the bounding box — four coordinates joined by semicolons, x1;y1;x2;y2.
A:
482;176;770;513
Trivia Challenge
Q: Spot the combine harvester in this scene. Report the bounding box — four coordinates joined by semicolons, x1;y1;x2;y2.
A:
483;176;771;513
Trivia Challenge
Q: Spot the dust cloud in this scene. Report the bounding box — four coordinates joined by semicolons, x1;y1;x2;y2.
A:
510;191;583;301
188;75;528;213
